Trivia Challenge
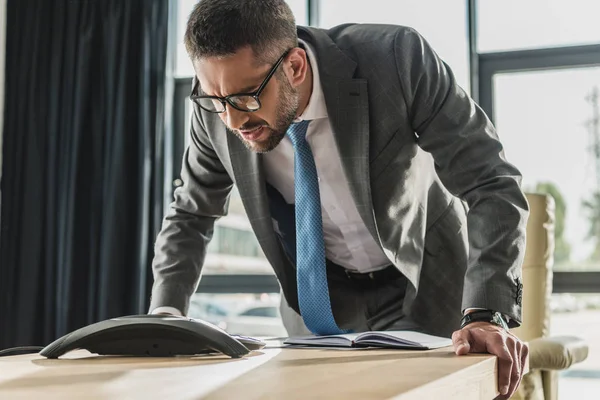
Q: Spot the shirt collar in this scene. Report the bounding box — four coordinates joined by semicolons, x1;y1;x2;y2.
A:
294;39;328;122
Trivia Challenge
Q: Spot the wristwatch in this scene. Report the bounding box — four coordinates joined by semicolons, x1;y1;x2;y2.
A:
460;310;509;331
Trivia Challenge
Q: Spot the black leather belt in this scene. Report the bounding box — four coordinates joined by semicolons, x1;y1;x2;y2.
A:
327;261;403;283
344;265;402;281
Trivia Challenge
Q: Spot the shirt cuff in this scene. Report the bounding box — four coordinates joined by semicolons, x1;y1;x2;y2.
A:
151;306;183;316
463;307;485;315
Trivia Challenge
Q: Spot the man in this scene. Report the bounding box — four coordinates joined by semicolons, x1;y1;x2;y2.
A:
150;0;529;397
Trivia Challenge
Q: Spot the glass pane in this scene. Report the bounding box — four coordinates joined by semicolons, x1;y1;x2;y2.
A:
240;307;277;318
176;0;198;77
551;293;600;398
477;0;600;53
175;0;307;77
189;293;286;337
318;0;470;93
493;67;600;271
286;0;308;26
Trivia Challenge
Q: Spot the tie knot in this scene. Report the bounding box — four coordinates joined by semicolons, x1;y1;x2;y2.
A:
287;120;311;146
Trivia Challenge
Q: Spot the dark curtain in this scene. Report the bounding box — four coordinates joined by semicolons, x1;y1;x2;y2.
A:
0;0;169;349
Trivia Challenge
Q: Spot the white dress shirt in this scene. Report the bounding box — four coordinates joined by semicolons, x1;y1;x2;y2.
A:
263;40;390;273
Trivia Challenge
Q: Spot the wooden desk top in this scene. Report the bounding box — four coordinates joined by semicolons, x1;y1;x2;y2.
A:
0;346;498;400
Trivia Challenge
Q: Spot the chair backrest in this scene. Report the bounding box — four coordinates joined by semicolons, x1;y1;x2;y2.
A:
512;193;555;342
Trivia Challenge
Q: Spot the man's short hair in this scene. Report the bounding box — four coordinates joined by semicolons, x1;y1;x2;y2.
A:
184;0;298;65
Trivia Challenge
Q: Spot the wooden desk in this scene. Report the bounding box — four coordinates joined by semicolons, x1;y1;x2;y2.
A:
0;346;498;399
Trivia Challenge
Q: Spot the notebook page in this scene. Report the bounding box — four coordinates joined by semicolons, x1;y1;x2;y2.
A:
356;331;452;348
284;333;362;346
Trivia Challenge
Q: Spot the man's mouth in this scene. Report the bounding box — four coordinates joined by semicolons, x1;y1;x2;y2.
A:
239;126;266;141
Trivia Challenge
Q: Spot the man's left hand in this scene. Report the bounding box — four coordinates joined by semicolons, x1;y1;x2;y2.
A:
452;322;529;399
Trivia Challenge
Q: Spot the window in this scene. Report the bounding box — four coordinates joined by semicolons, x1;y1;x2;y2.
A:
318;0;470;93
552;293;600;399
175;0;198;77
285;0;308;26
239;306;279;318
189;293;286;337
493;67;600;271
477;0;600;53
480;41;600;393
207;224;265;259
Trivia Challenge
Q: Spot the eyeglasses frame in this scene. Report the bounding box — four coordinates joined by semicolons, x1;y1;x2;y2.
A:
189;49;291;114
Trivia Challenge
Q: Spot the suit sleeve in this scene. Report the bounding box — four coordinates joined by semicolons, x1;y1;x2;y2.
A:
393;28;529;325
149;105;233;315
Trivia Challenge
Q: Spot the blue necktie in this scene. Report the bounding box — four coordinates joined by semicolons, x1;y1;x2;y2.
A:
287;120;349;336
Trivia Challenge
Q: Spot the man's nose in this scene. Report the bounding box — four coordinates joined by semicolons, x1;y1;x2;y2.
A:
224;107;250;131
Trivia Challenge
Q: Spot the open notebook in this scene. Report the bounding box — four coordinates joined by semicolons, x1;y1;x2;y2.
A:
284;330;452;350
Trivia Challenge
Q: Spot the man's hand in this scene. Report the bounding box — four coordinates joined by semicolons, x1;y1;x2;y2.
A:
452;322;528;399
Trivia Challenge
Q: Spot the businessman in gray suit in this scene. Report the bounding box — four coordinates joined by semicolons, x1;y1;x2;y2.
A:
150;0;529;397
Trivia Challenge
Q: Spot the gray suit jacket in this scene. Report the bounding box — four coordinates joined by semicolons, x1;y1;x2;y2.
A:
150;24;529;337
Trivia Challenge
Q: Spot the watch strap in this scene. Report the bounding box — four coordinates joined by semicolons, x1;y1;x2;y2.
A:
460;310;509;330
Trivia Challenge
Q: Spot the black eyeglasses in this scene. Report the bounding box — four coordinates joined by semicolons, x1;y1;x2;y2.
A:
190;50;291;114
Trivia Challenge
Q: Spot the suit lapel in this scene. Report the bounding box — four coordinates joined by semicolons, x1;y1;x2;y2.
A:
299;24;379;244
226;134;274;244
321;76;379;244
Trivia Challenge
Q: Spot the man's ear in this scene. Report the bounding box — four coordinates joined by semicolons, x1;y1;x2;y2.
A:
284;47;309;88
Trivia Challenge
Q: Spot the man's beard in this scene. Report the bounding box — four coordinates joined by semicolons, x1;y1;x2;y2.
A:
229;79;299;153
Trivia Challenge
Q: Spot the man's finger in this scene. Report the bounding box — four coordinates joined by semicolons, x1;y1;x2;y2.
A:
452;330;471;355
489;339;513;396
506;338;521;397
520;342;529;379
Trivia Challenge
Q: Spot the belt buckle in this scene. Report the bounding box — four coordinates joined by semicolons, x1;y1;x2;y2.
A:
345;270;376;281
